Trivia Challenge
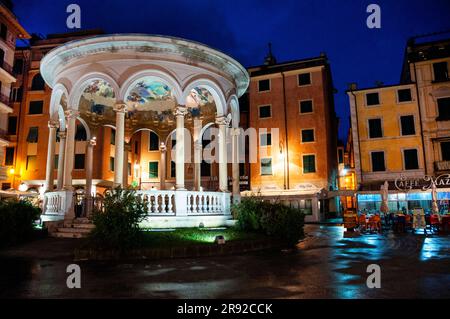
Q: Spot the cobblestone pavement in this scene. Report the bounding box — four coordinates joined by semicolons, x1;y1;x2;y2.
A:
0;225;449;298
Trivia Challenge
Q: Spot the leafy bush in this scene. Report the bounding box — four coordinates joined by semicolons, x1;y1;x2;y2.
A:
90;187;148;250
233;197;305;246
0;199;41;247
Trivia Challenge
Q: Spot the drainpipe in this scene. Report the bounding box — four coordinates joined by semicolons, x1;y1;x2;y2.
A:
412;62;428;176
281;72;290;189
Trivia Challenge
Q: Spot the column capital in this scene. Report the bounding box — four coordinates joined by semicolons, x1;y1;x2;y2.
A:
174;105;188;117
215;115;231;126
88;138;97;147
64;109;80;119
159;142;167;152
48;120;59;129
114;102;127;113
58;130;67;139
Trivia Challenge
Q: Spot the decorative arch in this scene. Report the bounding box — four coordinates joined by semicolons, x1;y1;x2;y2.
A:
227;95;240;128
120;69;183;103
69;72;120;108
76;117;91;141
49;83;69;130
182;78;227;116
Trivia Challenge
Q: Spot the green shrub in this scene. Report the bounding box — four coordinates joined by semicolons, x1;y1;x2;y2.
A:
0;199;41;247
90;187;148;250
233;197;305;246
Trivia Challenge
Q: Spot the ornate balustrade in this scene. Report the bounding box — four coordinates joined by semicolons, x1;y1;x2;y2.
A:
42;190;74;221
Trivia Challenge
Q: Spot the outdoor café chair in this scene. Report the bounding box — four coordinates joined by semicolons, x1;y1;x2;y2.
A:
358;214;367;232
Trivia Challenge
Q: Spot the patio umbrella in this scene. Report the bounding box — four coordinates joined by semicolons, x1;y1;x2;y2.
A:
380;181;389;214
431;182;439;215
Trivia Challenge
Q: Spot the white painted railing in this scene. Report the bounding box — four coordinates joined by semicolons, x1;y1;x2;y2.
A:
137;190;231;216
42;190;74;221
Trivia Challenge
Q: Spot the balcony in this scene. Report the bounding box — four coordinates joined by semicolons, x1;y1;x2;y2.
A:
0;60;15;82
435;161;450;172
0;93;12;113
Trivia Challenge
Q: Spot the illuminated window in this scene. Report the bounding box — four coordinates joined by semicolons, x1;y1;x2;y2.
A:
303;155;316;173
149;161;158;178
260;158;272;175
258;79;270;92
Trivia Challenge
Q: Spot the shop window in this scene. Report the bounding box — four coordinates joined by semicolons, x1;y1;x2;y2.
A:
258;79;270;92
366;92;380;106
31;73;45;91
29;101;43;114
368;119;382;138
26;127;38;143
437;97;450;121
74;154;85;169
7;116;17;135
4;147;14;165
303;155;316;173
260;132;271;146
433;62;448;82
298;73;311;86
404;149;419;170
400;115;415;135
300;100;313;113
259;105;271;118
26;155;37;170
301;129;315;142
260;157;272;175
149;131;159;151
371;151;385;172
149;161;158;178
109;157;114;171
397;88;412;102
441;142;450;161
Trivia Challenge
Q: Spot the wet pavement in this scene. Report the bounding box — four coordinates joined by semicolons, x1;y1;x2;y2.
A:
0;225;449;299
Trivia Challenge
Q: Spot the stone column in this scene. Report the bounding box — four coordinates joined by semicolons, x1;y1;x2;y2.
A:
232;127;241;202
85;138;96;198
216;116;230;192
174;105;188;190
194;142;202;191
159;142;167;190
113;102;127;187
56;130;66;190
45;120;59;192
63;110;79;190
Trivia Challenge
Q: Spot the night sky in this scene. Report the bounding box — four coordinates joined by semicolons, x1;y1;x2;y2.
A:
12;0;450;140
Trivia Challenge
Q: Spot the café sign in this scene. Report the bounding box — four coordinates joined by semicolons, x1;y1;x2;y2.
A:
395;174;450;191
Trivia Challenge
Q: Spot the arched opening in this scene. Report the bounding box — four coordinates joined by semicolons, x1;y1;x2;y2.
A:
31;73;46;91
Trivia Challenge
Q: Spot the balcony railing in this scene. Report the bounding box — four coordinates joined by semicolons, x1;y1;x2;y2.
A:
0;93;11;106
435;161;450;172
0;60;14;77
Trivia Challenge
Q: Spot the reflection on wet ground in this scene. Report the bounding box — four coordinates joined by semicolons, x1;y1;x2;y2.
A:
0;225;449;298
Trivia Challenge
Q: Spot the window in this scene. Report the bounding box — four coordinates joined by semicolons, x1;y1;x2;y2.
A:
300;100;313;113
134;141;139;154
260;158;272;175
149;131;159;151
400;115;415;135
7;116;17;135
54;155;59;170
10;87;22;102
258;79;270;92
26;155;37;170
2;183;11;191
74;154;85;169
4;147;14;165
301;129;315;142
437;97;450;121
259;105;271;118
404;149;419;170
31;73;45;91
110;129;116;145
433;62;448;82
371;151;385;172
260;133;271;146
366;92;380;106
91;104;105;115
441;142;450;161
397;88;412;102
13;59;23;75
109;157;115;171
128;163;131;176
368;119;382;138
29;101;43;114
75;124;87;141
26;127;38;143
298;73;311;86
303;155;316;173
149;161;158;178
338;149;344;164
239;163;245;176
170;161;176;178
0;23;7;40
300;199;313;215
